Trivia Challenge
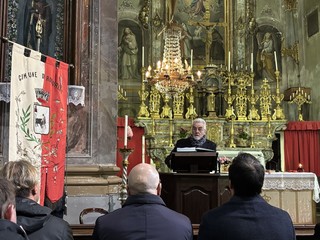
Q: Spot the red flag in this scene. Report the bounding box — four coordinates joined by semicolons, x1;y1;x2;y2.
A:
40;57;68;204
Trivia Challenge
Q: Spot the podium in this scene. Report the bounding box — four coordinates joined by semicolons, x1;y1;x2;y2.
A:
160;173;231;224
171;151;218;173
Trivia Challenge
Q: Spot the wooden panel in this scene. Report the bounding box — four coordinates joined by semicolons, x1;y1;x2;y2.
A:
160;173;219;224
217;175;232;205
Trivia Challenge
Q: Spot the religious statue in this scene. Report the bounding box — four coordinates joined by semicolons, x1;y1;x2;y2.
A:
256;32;277;81
180;23;192;62
118;27;139;80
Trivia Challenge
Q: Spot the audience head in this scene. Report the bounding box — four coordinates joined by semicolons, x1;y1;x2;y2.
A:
128;163;161;196
192;118;207;140
0;178;17;223
228;152;265;197
1;160;40;202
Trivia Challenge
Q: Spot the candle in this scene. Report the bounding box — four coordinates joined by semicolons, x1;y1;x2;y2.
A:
142;135;145;163
251;52;253;72
142;46;145;67
228;51;231;72
124;115;128;147
190;49;193;68
274;51;278;71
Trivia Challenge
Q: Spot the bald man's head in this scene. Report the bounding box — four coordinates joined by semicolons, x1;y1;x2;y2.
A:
128;163;161;196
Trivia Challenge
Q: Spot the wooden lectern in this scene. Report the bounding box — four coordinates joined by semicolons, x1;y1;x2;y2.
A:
160;172;231;224
160;151;231;224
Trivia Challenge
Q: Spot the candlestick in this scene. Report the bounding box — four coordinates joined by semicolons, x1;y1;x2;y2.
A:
228;51;231;72
274;51;278;71
251;52;253;72
124;115;128;147
190;49;193;68
251;77;254;90
119;147;134;205
142;46;145;67
142;135;145;163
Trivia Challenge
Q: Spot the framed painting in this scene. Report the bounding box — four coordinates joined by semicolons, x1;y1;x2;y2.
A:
11;0;65;58
172;0;229;67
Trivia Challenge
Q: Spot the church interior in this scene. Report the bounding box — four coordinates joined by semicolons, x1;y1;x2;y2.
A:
0;0;320;239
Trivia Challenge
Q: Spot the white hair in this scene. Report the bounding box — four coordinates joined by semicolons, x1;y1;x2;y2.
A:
192;118;206;129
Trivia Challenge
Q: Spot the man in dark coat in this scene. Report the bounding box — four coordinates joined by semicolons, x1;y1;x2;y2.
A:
1;160;73;240
0;178;29;240
165;118;216;168
198;153;296;240
92;163;193;240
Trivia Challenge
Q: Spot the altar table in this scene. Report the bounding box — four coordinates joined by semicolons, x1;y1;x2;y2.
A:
262;172;320;224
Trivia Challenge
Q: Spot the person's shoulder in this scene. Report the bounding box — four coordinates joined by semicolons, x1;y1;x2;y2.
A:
206;139;216;145
176;138;191;146
257;199;294;221
204;139;216;149
41;215;73;239
265;203;292;216
95;207;123;223
0;219;28;240
47;214;71;228
162;206;192;223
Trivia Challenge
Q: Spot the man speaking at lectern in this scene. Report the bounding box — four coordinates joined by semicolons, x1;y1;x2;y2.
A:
165;118;216;168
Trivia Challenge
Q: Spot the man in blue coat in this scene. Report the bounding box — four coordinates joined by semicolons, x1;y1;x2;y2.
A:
92;163;193;240
198;152;296;240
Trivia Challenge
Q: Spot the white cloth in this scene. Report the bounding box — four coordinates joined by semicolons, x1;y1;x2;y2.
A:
263;172;320;203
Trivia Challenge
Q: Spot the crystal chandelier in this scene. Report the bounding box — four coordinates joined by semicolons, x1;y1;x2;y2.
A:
145;27;201;96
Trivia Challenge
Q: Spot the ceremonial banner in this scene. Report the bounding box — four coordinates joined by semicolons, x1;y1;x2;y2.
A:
9;43;68;205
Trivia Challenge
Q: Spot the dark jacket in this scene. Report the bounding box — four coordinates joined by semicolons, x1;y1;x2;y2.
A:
16;197;73;240
198;195;296;240
0;218;29;240
165;137;216;168
92;194;193;240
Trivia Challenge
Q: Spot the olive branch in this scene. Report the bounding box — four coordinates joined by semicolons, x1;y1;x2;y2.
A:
20;105;40;144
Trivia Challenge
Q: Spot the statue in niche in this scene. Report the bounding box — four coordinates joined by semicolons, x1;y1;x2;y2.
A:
256;32;277;81
180;23;192;62
118;27;139;80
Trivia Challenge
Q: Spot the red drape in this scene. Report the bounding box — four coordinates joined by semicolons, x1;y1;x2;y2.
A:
284;121;320;176
117;117;150;177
